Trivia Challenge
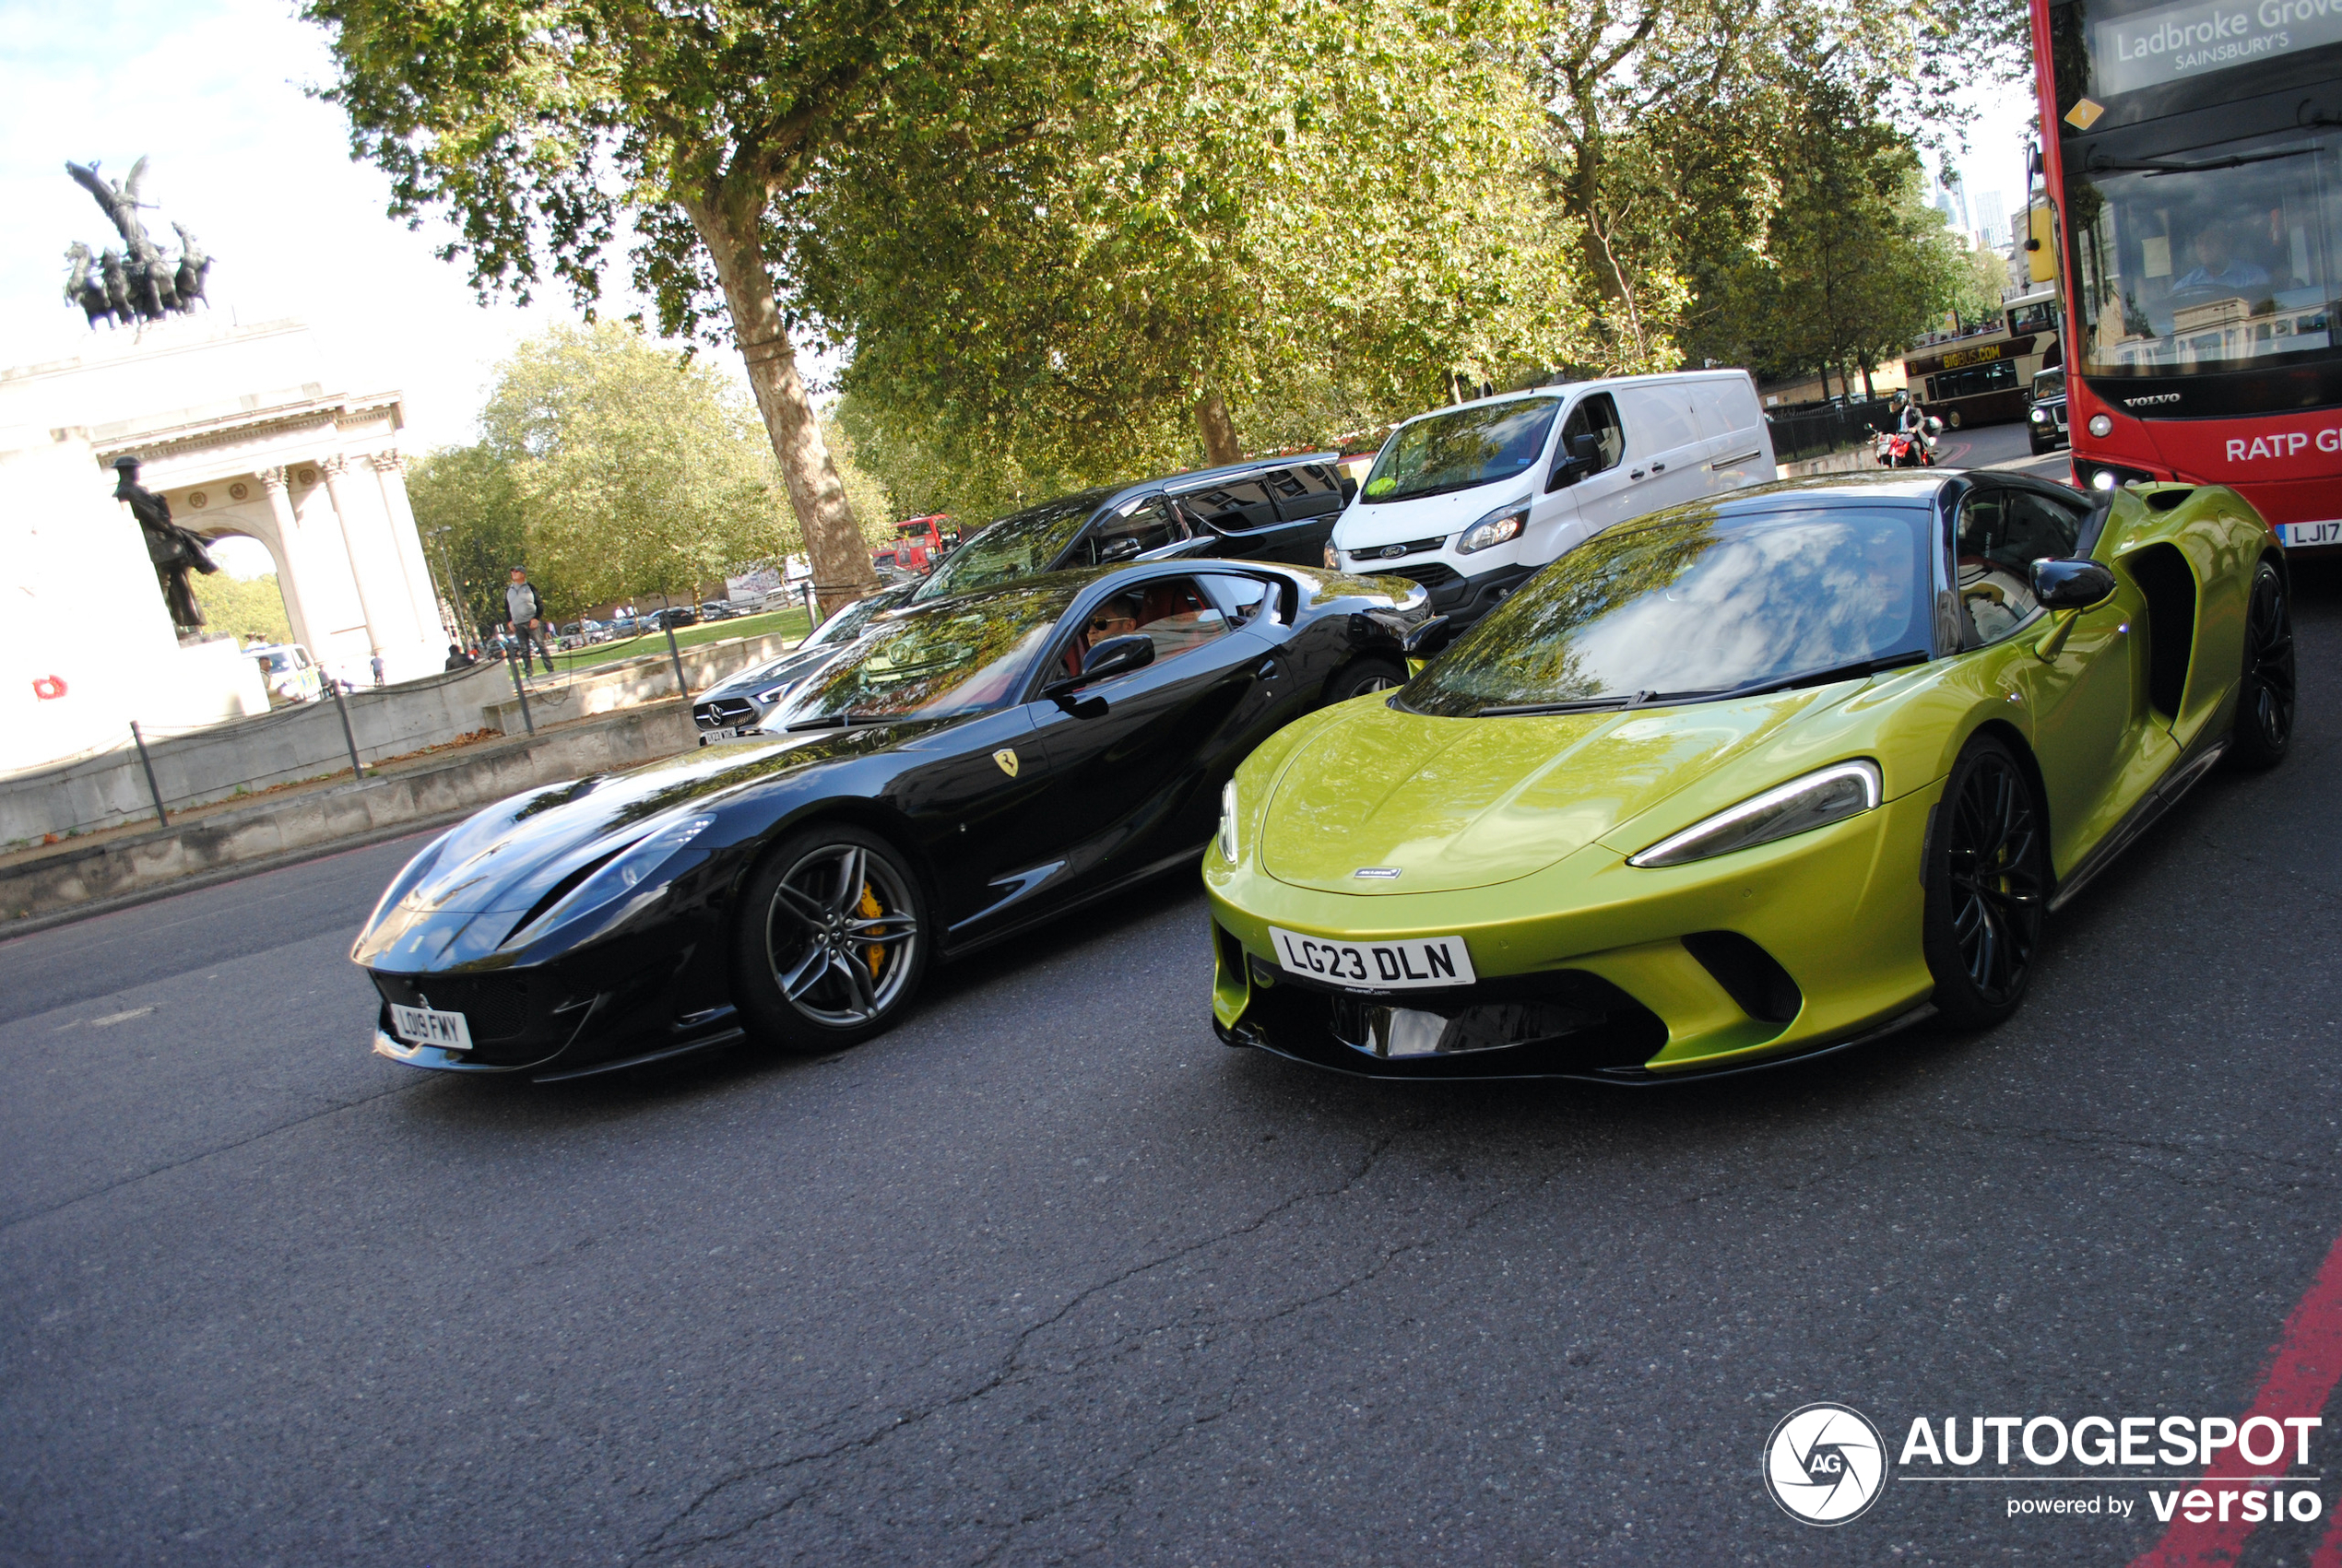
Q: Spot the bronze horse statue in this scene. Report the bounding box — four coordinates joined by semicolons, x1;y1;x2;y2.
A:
60;159;218;329
62;242;114;329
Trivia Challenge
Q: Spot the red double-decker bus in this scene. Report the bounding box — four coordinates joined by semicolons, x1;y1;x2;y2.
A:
2032;0;2342;547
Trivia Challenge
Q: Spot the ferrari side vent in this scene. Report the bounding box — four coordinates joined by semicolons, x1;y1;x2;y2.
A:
1683;931;1803;1026
2123;543;2197;718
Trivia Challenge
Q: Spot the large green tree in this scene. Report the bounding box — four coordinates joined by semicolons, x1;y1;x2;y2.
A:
304;0;1103;609
797;0;1580;482
406;442;530;640
478;322;794;611
1535;0;2032;371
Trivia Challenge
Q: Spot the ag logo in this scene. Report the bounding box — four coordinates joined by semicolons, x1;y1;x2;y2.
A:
1762;1402;1886;1526
993;748;1019;778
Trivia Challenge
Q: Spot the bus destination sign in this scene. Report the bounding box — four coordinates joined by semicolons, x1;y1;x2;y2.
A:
2090;0;2342;96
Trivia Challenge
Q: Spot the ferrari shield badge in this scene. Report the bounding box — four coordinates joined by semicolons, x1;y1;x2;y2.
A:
993;748;1019;778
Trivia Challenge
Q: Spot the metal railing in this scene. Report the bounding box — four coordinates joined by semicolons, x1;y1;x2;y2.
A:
1765;397;1899;465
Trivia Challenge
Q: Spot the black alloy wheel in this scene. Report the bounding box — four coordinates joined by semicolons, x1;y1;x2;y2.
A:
1325;657;1405;704
1922;735;2048;1030
2230;558;2295;771
731;823;929;1051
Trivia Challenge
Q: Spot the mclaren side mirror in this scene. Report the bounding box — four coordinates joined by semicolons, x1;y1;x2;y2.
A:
1043;633;1156;701
2030;557;2118;610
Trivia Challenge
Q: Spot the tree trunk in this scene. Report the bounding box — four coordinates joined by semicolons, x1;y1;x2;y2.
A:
684;190;878;615
1860;358;1876;400
1195;385;1242;467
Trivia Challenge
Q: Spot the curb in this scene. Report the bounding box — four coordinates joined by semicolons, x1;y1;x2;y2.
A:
0;807;477;940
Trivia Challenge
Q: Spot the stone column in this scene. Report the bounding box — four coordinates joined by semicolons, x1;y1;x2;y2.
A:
254;468;318;653
368;450;452;644
318;454;392;656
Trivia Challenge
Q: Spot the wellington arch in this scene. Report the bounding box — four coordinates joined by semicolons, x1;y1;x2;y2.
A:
0;316;447;774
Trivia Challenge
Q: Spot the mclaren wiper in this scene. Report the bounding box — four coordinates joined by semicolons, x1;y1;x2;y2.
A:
1693;651;1930;702
2088;147;2313;176
1478;690;1659;717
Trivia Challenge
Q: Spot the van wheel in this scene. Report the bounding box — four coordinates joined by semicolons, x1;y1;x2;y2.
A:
1325;658;1405;704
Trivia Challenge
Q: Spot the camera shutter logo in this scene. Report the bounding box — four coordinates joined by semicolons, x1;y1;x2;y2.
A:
1762;1403;1887;1525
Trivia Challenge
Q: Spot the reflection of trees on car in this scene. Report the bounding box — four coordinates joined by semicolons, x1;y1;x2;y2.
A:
781;583;1077;724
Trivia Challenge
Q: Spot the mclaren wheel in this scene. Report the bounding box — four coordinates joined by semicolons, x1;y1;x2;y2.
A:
2229;558;2295;771
733;823;929;1052
1325;657;1405;705
1922;735;2047;1031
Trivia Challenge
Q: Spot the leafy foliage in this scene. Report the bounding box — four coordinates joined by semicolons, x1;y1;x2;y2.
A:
797;0;1582;482
191;572;293;647
407;443;531;639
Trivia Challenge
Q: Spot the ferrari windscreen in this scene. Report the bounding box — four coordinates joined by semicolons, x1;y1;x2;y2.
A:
775;579;1080;725
1401;505;1935;716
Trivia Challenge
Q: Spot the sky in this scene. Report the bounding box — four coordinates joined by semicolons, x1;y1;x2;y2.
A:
1;0;2042;501
0;0;613;457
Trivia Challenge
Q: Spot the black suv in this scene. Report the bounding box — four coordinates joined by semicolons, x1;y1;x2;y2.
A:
2027;369;2068;455
908;454;1355;605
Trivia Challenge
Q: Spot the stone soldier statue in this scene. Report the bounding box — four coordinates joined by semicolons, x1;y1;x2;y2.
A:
111;454;219;630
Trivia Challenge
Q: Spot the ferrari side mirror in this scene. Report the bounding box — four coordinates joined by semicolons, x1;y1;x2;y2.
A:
2030;557;2117;610
1044;632;1156;699
1095;536;1143;565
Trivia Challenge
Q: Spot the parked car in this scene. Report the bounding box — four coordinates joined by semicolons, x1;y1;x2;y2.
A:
1329;371;1777;632
911;454;1356;609
645;606;700;631
250;643;323;704
699;600;739;622
605;616;640;639
692;584;918;741
357;559;1432;1076
1207;470;2293;1081
2028;368;2069;455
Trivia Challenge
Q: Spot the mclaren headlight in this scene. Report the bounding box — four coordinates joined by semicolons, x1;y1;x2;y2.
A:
501;815;716;949
1456;500;1529;556
1218;780;1244;864
1627;761;1881;868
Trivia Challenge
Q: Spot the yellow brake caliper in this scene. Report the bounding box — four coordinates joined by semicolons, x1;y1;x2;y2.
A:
858;884;884;976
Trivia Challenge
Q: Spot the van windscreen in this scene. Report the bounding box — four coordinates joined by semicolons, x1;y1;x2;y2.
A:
1361;398;1561;505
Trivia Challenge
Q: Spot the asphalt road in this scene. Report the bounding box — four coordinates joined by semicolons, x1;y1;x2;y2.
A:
4;537;2338;1567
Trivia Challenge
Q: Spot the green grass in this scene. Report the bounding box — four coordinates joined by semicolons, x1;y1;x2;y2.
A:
543;607;814;675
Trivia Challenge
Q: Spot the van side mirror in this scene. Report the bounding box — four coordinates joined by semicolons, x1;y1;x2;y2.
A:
1547;431;1602;492
1337;472;1358;505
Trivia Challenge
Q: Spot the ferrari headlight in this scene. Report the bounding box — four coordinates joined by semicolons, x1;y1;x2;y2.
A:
1627;761;1881;868
503;815;716;949
1456;500;1529;556
1218;780;1241;863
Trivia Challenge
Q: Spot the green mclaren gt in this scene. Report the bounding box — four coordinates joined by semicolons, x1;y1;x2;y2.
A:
1204;470;2294;1081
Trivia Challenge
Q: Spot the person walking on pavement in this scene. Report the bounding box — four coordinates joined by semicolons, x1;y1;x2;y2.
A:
505;565;557;677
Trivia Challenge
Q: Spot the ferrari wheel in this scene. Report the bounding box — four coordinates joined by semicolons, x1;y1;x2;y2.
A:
2229;559;2294;771
1922;736;2046;1030
1326;658;1405;704
733;824;929;1051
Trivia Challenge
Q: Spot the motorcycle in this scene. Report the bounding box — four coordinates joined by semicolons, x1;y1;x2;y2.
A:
1873;416;1943;469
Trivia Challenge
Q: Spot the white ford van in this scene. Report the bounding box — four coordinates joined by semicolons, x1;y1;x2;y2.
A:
1330;371;1775;629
